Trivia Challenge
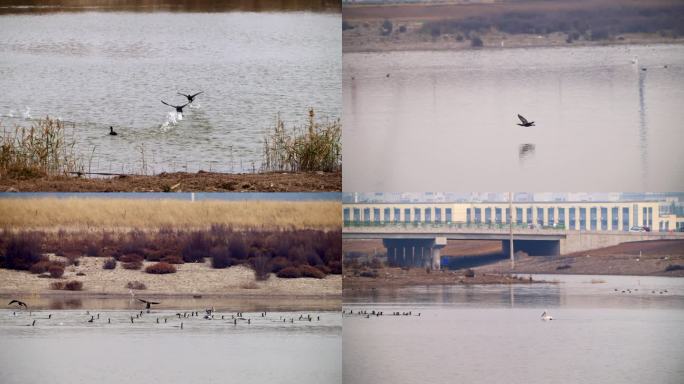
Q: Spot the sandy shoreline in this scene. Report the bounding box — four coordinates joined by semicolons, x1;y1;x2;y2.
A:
343;27;683;54
0;256;342;298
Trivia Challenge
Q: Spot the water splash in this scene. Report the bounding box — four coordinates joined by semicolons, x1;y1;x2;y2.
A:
22;106;31;120
160;111;179;132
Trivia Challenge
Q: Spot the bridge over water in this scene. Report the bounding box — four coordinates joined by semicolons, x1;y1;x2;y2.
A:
342;223;684;269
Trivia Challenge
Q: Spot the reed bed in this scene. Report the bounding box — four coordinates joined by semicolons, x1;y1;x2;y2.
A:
262;109;341;173
0;198;341;230
0;117;83;178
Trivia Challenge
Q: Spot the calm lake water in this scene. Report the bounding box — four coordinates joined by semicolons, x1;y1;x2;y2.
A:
343;44;684;192
0;10;341;173
0;308;341;384
343;275;684;384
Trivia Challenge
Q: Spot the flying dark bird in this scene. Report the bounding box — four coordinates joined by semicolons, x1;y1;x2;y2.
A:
161;100;190;114
517;114;535;127
109;126;117;136
137;298;160;311
177;91;203;103
8;300;27;308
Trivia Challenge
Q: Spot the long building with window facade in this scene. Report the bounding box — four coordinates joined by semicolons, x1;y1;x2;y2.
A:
343;200;681;232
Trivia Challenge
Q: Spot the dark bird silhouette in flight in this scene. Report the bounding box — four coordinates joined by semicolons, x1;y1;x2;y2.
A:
8;300;28;308
138;298;160;312
517;114;535;127
109;126;118;136
177;91;203;103
161;100;190;114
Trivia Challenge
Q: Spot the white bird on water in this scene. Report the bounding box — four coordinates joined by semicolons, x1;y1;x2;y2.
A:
541;310;553;321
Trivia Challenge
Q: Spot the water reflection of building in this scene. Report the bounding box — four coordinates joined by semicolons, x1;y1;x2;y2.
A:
343;200;681;231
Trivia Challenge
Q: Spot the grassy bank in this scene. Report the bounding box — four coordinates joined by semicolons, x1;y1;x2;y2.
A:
0;198;341;230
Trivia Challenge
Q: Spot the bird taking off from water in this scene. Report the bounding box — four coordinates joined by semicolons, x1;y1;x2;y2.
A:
517;114;535;127
161;100;190;114
177;91;203;103
138;298;160;311
541;310;553;321
8;300;28;308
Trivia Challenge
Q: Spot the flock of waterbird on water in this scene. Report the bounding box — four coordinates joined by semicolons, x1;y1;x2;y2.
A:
108;91;203;136
5;298;323;329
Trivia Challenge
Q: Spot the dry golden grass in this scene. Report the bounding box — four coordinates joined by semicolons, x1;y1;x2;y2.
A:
0;198;341;230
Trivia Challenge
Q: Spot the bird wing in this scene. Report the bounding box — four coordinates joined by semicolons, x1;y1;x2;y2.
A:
517;114;529;125
137;298;148;304
190;91;203;98
180;102;190;109
8;300;18;305
161;100;174;108
177;92;190;98
147;301;160;305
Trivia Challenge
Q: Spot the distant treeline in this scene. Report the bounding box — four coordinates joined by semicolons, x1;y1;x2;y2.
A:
0;225;342;280
0;0;341;14
421;4;684;41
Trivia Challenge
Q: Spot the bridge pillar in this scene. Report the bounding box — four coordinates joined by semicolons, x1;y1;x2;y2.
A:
383;238;443;268
431;237;447;270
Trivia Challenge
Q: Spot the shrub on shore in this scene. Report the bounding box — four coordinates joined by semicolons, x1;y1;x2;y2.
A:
126;281;147;290
65;280;83;290
464;269;475;278
1;231;44;270
50;280;83;291
48;264;64;278
251;254;271;281
103;258;117;270
161;255;184;264
210;245;232;269
29;260;53;274
145;262;176;274
299;264;325;279
182;231;210;263
122;261;143;270
276;266;301;278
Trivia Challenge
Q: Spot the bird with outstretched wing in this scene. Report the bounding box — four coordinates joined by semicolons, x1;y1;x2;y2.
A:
8;299;28;308
137;298;160;310
517;114;535;127
177;91;203;103
161;100;190;113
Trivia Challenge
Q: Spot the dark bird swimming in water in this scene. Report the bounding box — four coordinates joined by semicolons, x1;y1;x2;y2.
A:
8;300;28;308
177;91;203;103
137;298;160;311
109;126;117;136
517;114;535;127
161;100;190;114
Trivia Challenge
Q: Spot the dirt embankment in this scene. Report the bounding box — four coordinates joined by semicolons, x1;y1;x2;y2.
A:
0;171;341;192
476;240;684;277
344;266;541;292
0;255;342;298
342;0;684;53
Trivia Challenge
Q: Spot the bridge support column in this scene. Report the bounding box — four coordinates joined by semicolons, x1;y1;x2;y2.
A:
383;238;444;268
